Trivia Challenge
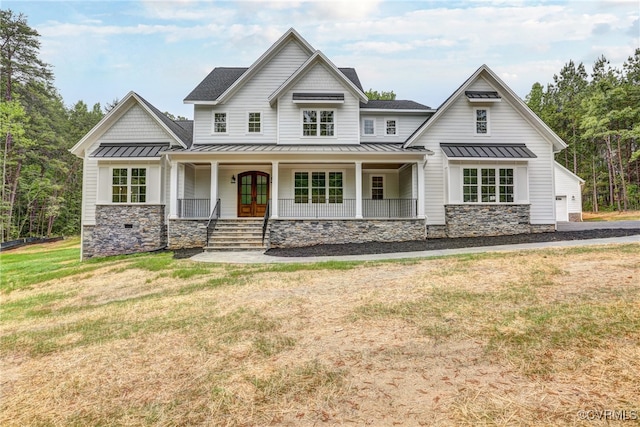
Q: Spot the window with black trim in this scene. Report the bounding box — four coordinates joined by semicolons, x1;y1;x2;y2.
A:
475;108;488;134
463;167;513;203
303;110;334;136
372;176;384;200
112;167;146;203
385;119;397;135
294;171;343;203
248;112;261;133
214;112;227;133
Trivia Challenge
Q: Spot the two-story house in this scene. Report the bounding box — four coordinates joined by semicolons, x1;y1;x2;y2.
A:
71;28;577;259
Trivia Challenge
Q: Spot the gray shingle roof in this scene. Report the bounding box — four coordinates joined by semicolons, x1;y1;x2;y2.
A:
91;143;169;158
440;143;536;159
184;67;363;102
164;143;429;154
184;67;247;102
360;100;432;110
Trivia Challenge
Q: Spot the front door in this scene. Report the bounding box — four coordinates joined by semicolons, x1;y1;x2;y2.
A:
238;171;269;217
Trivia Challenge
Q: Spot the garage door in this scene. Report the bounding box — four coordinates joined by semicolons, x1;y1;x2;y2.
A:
556;196;568;221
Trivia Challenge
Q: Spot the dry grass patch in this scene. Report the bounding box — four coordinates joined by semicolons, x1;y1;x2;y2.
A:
583;210;640;221
1;242;639;425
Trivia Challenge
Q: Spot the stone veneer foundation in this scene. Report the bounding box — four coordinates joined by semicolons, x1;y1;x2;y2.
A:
268;219;425;248
83;205;166;259
167;219;208;249
442;204;555;238
445;204;536;238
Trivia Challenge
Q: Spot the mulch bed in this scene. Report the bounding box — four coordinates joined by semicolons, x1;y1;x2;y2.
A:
263;228;640;257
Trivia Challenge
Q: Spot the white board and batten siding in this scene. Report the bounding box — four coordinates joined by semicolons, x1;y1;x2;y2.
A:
411;76;556;226
83;104;174;225
193;40;311;145
278;63;361;145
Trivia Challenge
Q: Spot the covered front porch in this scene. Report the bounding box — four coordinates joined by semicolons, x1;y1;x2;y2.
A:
170;160;426;221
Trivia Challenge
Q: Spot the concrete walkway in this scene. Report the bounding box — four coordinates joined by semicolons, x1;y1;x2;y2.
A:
191;234;640;264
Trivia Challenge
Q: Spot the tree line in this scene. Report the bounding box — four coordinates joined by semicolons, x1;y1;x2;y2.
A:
525;51;640;211
1;9;104;242
2;10;638;242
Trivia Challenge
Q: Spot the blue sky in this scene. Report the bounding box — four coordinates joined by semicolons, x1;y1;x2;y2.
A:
5;0;639;118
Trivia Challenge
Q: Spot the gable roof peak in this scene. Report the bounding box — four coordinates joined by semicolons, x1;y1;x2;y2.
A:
70;91;191;157
267;50;368;106
403;64;567;151
208;28;316;104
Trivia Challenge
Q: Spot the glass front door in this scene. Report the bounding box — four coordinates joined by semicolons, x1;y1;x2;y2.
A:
237;171;269;217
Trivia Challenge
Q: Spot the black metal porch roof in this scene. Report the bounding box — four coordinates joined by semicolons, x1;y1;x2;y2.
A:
91;143;169;158
440;143;536;159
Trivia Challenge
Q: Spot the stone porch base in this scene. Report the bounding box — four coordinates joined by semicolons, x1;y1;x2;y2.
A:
268;219;425;248
83;205;166;259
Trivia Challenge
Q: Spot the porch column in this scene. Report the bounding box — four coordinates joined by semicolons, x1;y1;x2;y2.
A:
416;160;425;219
169;160;178;219
271;161;279;218
355;161;363;219
210;161;218;215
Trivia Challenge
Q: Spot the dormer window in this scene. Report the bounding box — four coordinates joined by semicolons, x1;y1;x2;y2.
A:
475;108;489;135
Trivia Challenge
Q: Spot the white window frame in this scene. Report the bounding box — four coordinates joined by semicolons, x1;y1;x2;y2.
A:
247;111;262;134
462;167;515;204
301;109;336;137
110;166;147;204
212;111;228;134
362;117;376;136
385;118;398;136
371;175;384;200
474;108;490;136
292;169;345;203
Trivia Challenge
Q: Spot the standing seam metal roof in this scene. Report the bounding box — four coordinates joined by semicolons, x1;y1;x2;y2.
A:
440;143;536;158
91;143;170;158
163;143;429;154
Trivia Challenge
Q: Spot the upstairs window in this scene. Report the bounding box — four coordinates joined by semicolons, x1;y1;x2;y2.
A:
213;112;227;133
475;108;489;135
303;110;335;137
385;119;397;136
248;112;261;133
112;167;146;203
363;118;375;136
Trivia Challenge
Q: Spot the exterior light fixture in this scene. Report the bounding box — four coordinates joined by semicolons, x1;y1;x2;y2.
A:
231;175;236;184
